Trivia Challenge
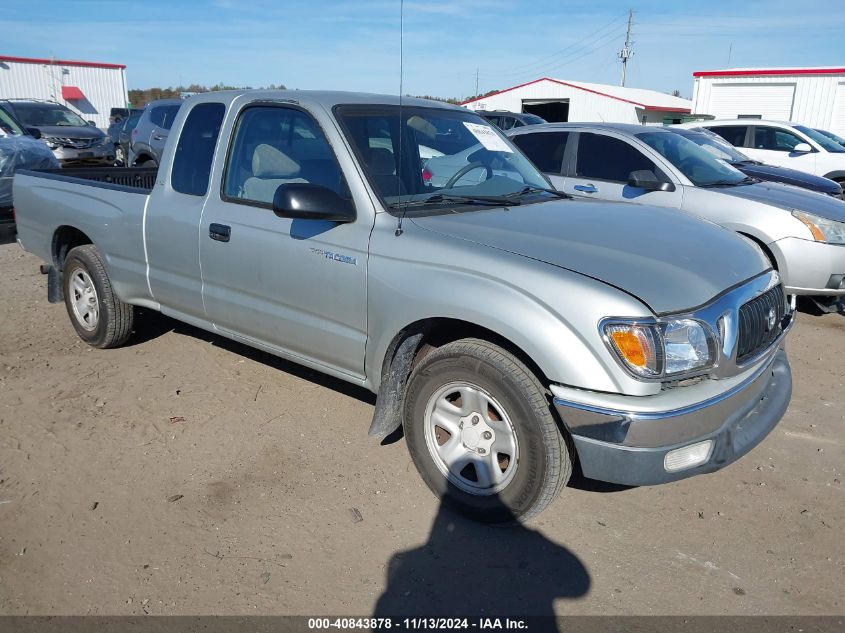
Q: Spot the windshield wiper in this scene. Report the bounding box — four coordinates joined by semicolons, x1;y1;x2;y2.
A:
390;193;523;209
510;185;571;199
701;176;756;188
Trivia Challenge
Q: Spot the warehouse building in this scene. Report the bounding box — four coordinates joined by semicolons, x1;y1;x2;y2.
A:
690;67;845;135
461;77;692;125
0;55;128;128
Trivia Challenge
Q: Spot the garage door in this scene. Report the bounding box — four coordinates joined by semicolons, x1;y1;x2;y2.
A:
831;83;845;136
709;83;796;120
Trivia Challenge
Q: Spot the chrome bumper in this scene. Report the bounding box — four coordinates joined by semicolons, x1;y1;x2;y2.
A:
553;349;791;485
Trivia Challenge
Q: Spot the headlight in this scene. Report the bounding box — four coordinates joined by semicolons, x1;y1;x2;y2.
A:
792;210;845;245
602;318;715;379
43;137;60;150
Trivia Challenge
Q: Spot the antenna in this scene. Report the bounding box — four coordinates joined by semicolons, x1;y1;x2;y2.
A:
395;0;406;236
618;9;634;87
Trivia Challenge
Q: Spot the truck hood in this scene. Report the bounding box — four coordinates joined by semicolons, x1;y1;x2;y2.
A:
717;181;845;222
410;199;768;315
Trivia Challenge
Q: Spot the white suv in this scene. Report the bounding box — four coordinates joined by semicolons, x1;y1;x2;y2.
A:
677;120;845;186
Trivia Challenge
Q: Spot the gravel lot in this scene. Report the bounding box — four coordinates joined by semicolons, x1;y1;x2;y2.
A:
0;242;843;616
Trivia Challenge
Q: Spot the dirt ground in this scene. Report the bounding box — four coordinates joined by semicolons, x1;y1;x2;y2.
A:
0;242;843;616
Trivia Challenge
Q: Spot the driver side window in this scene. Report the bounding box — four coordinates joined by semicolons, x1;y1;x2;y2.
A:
575;133;657;182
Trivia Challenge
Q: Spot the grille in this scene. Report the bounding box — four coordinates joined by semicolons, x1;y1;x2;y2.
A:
56;138;97;149
736;285;785;362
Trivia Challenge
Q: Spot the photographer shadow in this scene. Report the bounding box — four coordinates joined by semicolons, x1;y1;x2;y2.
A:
373;495;590;624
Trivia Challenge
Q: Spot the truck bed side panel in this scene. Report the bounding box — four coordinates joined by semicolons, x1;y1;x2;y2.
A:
13;171;153;305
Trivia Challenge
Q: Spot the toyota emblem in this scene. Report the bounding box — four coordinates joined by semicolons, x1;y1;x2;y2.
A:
766;308;777;331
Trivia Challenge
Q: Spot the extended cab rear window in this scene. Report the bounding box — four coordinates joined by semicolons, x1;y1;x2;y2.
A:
171;103;225;197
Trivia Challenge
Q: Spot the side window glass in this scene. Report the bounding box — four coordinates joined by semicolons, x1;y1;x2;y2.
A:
171;103;225;197
223;106;349;205
511;132;569;174
710;126;747;147
160;105;181;131
575;133;656;182
149;107;165;128
499;117;515;131
754;127;803;151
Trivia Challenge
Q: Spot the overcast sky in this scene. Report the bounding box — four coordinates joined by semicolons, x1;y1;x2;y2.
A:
2;0;843;99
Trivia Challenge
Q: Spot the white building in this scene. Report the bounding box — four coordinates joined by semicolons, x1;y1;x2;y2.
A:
0;55;128;128
461;77;693;125
690;67;845;135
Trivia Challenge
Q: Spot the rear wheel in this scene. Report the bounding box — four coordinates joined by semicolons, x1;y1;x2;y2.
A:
62;244;134;348
404;338;570;523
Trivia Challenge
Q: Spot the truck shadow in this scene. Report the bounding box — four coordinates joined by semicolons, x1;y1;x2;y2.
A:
373;496;590;625
128;308;376;405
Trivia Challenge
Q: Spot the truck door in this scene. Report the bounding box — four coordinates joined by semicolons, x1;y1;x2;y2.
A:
199;103;370;379
145;102;226;321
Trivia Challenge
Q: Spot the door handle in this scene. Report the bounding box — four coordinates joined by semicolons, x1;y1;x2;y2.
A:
574;184;598;194
209;223;231;242
153;134;166;140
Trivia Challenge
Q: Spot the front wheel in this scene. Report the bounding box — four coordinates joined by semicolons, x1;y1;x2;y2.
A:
404;338;571;523
62;244;134;348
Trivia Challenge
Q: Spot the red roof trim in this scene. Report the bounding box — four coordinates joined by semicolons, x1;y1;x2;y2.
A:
693;68;845;78
0;55;125;70
460;76;691;113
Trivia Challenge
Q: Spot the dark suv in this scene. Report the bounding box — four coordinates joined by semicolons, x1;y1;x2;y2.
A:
0;100;114;165
129;99;182;167
475;110;546;131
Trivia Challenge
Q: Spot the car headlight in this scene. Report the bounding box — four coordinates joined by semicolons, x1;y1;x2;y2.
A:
43;137;60;150
792;210;845;245
602;318;715;379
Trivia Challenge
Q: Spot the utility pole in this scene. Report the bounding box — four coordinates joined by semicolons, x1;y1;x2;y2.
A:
475;67;479;97
618;9;634;87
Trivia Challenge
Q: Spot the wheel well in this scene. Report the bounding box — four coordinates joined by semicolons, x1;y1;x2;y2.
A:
52;226;93;270
386;317;550;387
738;232;778;271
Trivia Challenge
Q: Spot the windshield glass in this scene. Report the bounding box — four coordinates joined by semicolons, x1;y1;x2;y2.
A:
335;105;552;212
672;129;750;163
522;114;547;126
15;105;88;127
637;131;749;187
0;109;25;136
815;128;845;144
794;125;845;153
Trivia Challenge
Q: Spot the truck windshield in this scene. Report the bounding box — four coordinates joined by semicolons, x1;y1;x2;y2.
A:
335;105;553;212
637;131;751;187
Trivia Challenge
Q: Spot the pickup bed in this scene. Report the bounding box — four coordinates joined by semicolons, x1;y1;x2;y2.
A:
13;90;794;522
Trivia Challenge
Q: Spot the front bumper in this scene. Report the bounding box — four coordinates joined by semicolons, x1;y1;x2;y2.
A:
774;237;845;296
50;144;115;165
553;349;791;486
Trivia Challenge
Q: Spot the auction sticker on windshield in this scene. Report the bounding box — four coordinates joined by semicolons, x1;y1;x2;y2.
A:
463;122;513;153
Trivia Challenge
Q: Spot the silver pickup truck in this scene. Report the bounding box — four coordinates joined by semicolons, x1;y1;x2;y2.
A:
13;90;794;523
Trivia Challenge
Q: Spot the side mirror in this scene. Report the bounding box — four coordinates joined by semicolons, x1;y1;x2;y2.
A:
272;183;356;222
87;120;97;126
791;142;813;153
628;170;676;192
25;127;42;139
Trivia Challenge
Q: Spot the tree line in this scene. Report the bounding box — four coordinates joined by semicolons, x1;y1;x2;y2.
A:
128;83;287;107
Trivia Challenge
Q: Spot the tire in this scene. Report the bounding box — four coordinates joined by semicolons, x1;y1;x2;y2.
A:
62;244;134;348
403;338;571;523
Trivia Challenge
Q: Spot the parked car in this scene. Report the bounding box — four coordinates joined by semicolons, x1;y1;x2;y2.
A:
109;107;142;126
14;91;793;523
678;119;845;186
0;100;114;166
667;127;842;198
107;110;143;166
815;128;845;149
508;123;845;311
0;107;59;242
476;110;546;131
129;99;182;167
